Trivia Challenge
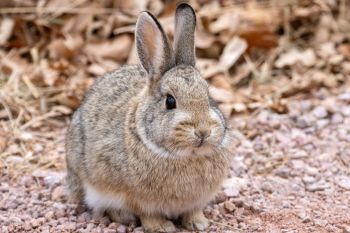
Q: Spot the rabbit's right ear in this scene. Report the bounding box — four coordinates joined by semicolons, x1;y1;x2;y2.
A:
136;12;175;79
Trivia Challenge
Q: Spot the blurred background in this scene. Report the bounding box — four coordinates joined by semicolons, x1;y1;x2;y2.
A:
0;0;349;180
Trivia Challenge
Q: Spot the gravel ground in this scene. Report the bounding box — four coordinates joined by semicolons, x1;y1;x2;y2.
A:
1;88;350;233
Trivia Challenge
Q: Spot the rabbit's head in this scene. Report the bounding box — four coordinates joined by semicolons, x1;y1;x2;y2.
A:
135;4;228;158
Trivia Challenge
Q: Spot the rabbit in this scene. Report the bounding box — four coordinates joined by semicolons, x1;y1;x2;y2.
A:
65;3;232;233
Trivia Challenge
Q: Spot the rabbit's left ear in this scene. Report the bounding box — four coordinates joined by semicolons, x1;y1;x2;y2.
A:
173;3;196;66
136;11;175;78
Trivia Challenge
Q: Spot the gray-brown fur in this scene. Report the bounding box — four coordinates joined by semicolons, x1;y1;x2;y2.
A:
174;3;196;66
65;4;232;233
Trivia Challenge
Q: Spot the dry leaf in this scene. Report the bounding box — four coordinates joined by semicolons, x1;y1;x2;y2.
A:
84;34;132;61
209;12;240;34
219;36;247;71
0;18;15;46
48;35;83;60
275;48;316;68
209;86;235;104
239;28;278;51
210;74;232;90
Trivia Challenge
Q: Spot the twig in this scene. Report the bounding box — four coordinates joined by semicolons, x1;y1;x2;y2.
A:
208;219;238;231
22;75;40;98
20;110;61;130
0;94;15;131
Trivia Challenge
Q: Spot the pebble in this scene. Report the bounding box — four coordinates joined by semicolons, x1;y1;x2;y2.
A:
296;115;313;128
44;211;55;220
260;181;274;193
215;191;228;203
222;177;247;197
338;91;350;101
305;181;329;192
314;219;328;227
282;201;290;209
312;106;328;118
302;175;316;184
300;100;312;111
30;219;40;228
341;106;350;117
274;166;290;179
232;199;244;208
54;208;66;219
331;113;343;124
51;186;65;201
296;210;311;223
223;201;235;212
116;225;127;233
316;119;329;129
343;225;350;233
336;176;350;190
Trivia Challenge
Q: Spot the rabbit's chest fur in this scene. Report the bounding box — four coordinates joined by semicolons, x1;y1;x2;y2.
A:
127;152;229;216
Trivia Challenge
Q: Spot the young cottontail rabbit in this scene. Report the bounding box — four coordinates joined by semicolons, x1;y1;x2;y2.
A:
66;3;231;232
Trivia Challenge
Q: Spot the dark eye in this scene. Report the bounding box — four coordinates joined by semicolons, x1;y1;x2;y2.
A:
166;95;176;110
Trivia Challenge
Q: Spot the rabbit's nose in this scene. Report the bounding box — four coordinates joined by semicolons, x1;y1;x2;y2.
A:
195;129;211;140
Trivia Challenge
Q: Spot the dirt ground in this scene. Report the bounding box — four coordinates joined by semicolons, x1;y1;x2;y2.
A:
1;0;350;233
1;87;350;232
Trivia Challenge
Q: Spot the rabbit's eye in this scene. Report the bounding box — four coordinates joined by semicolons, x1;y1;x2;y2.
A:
166;95;176;110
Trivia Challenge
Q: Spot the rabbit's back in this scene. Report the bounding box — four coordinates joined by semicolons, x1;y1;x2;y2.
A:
66;65;146;181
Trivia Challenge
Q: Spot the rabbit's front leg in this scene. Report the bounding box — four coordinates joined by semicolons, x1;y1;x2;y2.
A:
182;209;209;231
106;208;137;225
140;215;176;233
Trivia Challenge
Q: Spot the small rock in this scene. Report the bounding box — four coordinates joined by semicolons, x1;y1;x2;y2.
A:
297;210;311;223
338;91;350;101
222;177;247;197
282;201;290;209
302;175;316;184
64;222;76;231
86;223;96;231
116;225;127;233
316;119;329;129
314;219;328;227
296;115;313;128
331;113;343;124
274;166;290;179
305;181;329;192
54;208;66;219
312;106;328;119
223;201;235;212
302;216;311;223
343;225;350;233
103;228;116;233
300;100;312;111
336;176;350;190
44;211;55;220
291;160;305;169
260;181;274;193
232;199;244;208
133;227;145;233
215;191;227;203
30;219;40;228
341;106;350;117
51;186;65;201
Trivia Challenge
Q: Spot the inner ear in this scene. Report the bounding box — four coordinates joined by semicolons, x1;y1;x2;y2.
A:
135;12;175;78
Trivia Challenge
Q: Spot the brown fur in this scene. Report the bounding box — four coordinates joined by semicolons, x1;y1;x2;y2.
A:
65;4;232;233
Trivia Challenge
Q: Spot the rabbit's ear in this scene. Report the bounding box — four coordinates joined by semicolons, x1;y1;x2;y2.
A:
173;3;196;66
136;12;175;78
